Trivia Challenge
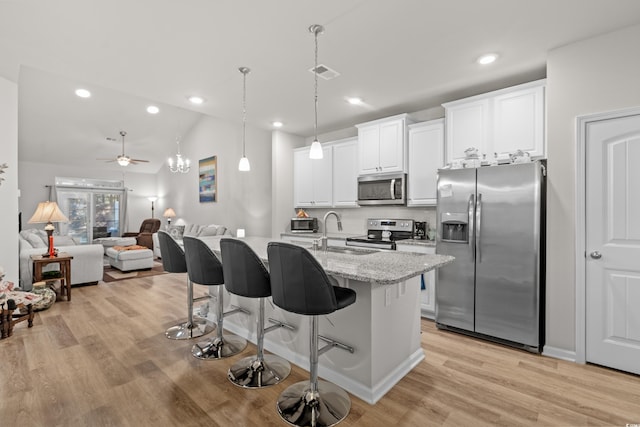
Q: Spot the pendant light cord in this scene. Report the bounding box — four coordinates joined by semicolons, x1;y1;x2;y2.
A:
314;28;319;143
242;70;247;157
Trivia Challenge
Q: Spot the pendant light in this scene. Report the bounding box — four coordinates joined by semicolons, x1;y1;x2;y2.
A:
309;24;324;160
238;66;251;172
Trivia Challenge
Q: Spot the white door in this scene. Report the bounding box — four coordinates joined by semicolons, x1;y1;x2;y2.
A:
586;112;640;375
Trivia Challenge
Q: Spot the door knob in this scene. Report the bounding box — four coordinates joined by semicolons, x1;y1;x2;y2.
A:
590;251;602;259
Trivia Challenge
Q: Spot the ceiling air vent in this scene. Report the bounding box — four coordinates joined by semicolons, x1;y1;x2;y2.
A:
309;64;340;80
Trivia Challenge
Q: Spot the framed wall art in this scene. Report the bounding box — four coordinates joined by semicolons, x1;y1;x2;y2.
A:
198;156;217;203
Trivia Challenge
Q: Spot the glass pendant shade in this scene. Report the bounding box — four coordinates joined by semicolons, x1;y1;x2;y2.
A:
309;140;323;159
238;156;251;171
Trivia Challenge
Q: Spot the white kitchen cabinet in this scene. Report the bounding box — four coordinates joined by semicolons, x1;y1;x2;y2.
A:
293;145;333;208
332;138;359;207
356;113;412;175
396;243;436;319
407;119;444;206
443;79;545;164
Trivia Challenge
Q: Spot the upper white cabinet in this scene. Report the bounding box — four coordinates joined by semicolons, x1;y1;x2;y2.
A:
332;137;359;207
407;119;444;206
356;113;413;175
443;79;545;164
293;145;333;208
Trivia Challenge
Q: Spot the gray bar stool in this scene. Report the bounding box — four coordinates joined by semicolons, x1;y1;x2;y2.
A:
220;238;293;388
267;242;357;427
183;236;247;359
157;231;215;340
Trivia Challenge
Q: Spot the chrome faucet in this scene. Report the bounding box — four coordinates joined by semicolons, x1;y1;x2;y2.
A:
320;211;342;251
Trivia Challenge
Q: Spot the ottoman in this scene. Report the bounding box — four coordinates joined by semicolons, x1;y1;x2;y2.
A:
93;237;138;254
106;247;154;272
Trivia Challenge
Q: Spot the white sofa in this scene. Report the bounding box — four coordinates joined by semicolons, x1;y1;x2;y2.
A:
152;223;233;258
19;229;105;291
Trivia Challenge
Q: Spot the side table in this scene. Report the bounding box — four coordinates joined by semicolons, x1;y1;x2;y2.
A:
31;253;73;301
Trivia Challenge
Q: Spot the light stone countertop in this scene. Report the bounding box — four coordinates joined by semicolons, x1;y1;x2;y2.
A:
200;236;453;285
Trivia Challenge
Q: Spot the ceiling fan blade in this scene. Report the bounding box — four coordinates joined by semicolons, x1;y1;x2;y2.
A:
129;159;150;163
96;158;117;162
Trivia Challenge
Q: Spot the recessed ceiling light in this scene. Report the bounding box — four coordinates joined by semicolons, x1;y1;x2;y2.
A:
477;53;498;65
75;88;91;98
272;121;283;128
346;97;363;105
146;105;160;114
188;95;205;105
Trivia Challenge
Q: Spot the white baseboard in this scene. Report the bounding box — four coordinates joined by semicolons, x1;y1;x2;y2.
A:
542;345;577;362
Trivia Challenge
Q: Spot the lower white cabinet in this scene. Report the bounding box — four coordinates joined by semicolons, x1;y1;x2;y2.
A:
407;119;444;206
396;243;436;319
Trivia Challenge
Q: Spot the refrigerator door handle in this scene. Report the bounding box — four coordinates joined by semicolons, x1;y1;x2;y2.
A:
476;193;482;263
468;194;475;261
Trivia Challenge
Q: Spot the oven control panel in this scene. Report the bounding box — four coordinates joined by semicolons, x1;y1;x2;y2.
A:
367;219;414;231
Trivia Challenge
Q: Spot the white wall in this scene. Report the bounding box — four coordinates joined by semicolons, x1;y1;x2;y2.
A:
271;130;304;237
545;23;640;352
0;77;19;283
18;161;157;233
157;113;273;237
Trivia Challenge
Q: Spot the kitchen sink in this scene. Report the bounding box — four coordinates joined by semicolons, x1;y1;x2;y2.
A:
324;246;377;255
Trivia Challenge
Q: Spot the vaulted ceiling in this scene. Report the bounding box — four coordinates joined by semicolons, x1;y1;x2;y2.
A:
3;0;640;173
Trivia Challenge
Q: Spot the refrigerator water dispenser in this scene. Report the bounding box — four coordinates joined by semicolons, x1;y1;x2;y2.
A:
441;212;468;243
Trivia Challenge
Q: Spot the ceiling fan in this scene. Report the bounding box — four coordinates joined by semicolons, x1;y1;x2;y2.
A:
97;131;149;166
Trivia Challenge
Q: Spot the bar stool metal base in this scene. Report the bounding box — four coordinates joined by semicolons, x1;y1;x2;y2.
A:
191;332;247;359
276;380;351;427
165;317;215;340
228;354;291;388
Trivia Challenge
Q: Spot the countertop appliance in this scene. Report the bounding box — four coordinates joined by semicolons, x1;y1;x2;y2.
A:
413;221;427;240
435;161;546;353
346;218;414;250
357;173;406;206
290;217;318;233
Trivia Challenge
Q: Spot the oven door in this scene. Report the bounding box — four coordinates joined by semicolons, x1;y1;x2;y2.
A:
357;173;406;205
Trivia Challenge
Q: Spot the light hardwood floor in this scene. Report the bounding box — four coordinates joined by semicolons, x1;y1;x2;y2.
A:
2;273;639;426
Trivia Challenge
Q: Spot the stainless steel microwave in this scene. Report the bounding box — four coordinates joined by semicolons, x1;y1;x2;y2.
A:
357;173;406;205
290;217;318;233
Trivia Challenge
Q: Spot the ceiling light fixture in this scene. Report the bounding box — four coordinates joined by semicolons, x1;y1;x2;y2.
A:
146;105;160;114
272;121;283;128
309;24;325;160
238;67;251;172
477;53;498;65
347;97;363;105
188;95;204;105
75;88;91;98
168;136;190;173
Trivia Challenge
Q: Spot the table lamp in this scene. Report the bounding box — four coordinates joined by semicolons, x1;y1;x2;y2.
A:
28;201;69;257
163;208;176;228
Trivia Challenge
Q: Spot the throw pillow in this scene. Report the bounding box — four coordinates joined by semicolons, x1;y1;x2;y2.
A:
183;224;202;237
216;226;227;235
168;225;185;240
21;230;47;248
197;225;219;237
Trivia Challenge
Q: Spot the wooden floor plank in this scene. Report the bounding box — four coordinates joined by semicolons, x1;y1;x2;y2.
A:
2;274;640;426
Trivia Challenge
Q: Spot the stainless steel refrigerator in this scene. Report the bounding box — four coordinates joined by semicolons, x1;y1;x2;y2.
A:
435;161;545;352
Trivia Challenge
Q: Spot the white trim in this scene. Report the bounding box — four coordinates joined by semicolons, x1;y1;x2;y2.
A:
542;345;577;363
575;105;640;365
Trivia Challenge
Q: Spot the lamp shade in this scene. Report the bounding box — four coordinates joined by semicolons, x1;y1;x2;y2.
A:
309;140;323;159
28;201;69;224
163;208;176;218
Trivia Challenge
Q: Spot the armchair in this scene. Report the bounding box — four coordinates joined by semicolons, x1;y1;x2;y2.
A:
123;218;161;250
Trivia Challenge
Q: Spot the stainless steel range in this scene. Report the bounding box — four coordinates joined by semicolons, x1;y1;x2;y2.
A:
346;218;414;250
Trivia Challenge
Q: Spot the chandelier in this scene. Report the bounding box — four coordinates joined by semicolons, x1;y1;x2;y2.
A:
168;137;190;173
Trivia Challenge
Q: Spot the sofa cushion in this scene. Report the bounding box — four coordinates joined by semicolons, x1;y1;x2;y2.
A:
54;235;77;246
21;229;48;248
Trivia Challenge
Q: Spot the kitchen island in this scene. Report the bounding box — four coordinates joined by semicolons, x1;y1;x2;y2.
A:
199;236;453;404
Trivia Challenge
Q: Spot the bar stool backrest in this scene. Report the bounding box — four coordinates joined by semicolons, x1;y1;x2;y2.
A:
220;238;271;298
183;236;224;285
267;242;338;316
157;230;187;273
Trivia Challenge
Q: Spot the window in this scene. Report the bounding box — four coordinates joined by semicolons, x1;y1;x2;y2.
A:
54;177;126;243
